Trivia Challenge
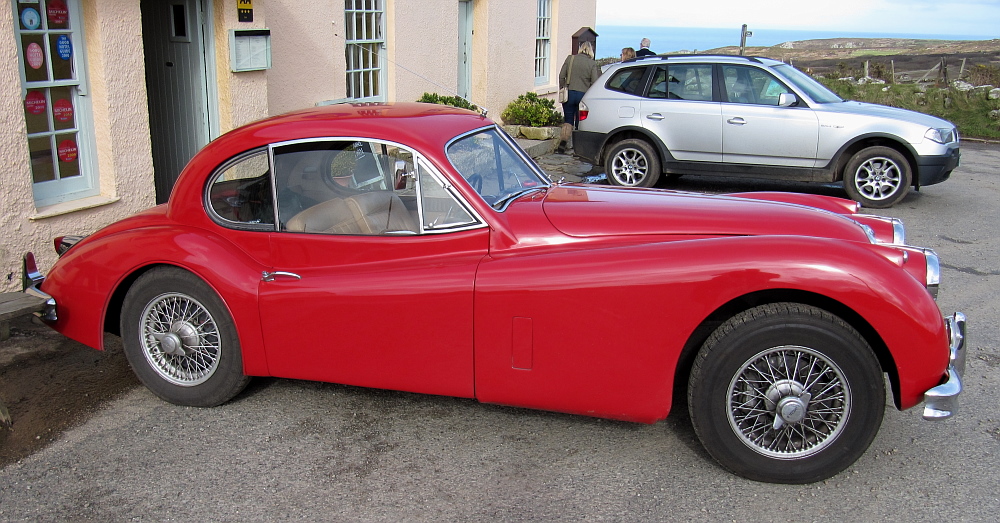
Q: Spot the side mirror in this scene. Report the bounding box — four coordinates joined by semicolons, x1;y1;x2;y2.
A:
778;93;798;107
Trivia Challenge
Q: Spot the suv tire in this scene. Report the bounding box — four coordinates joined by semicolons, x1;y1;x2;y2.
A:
605;139;661;188
843;146;912;208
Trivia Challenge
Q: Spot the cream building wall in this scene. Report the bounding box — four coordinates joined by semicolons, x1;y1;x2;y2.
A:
266;0;598;117
1;0;272;292
1;0;155;292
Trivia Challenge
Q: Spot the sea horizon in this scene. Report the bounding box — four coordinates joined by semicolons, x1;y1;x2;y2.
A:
593;25;997;58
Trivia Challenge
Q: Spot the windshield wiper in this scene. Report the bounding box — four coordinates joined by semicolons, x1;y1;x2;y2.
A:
492;187;544;210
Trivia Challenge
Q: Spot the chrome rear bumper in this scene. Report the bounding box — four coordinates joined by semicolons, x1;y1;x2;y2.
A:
922;312;966;420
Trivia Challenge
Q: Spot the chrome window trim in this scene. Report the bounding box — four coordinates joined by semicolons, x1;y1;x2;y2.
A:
413;155;487;234
204;147;276;232
205;136;488;236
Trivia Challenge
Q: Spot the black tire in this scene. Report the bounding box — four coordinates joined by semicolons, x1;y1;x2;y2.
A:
843;146;911;208
604;139;661;187
688;303;884;484
121;267;250;407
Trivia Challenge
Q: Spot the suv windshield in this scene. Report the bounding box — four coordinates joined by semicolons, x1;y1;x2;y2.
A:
447;128;549;209
773;64;843;104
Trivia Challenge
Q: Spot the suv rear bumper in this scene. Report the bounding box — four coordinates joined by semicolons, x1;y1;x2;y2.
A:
915;147;960;186
572;131;604;165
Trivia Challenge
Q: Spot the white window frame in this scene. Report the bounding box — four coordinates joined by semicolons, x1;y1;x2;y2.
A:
12;0;99;207
344;0;386;102
534;0;552;85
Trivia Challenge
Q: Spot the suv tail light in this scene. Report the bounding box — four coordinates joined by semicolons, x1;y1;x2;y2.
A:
578;101;589;121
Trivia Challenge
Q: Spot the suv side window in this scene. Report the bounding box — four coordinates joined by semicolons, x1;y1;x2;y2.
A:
722;65;793;106
648;64;713;101
606;67;646;96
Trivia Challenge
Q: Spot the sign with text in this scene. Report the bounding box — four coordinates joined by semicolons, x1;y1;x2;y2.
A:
237;0;253;22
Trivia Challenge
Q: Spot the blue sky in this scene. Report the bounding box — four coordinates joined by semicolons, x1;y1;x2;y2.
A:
596;0;1000;38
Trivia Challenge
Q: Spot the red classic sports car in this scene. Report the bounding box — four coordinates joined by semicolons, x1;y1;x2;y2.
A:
25;103;964;484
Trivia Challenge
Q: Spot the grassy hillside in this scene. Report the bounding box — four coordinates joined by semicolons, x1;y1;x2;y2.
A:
820;79;1000;140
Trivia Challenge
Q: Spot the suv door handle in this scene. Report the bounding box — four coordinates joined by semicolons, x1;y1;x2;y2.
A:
727;117;747;125
646;113;664;121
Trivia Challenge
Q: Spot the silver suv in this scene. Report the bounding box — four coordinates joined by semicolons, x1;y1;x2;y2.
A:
574;55;960;208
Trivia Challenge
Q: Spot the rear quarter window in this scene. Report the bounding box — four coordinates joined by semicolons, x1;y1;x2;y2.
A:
606;67;646;96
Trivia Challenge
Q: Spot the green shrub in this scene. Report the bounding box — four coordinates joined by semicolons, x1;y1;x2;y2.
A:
417;92;478;112
500;92;563;127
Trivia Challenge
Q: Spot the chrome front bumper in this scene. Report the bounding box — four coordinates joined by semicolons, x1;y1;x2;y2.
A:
922;312;966;420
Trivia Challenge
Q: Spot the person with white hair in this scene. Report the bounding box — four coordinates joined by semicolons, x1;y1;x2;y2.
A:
555;40;601;154
635;37;655;57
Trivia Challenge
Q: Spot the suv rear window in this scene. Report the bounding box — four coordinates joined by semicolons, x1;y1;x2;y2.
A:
606;67;646;96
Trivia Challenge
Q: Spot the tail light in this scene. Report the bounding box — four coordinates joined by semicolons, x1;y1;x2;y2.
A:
578;101;589;121
53;235;84;256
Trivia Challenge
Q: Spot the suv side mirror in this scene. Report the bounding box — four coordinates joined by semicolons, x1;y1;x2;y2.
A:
778;93;798;107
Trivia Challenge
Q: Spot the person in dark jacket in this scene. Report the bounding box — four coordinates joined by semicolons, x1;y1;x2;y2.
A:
556;40;601;153
635;38;655;57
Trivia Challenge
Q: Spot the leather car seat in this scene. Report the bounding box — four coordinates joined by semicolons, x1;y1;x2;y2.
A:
343;191;418;234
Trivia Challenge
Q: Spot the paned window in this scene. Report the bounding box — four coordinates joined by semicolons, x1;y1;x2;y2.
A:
13;0;97;206
534;0;552;85
344;0;385;101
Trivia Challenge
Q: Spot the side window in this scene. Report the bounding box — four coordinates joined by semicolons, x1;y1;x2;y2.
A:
606;67;646;96
418;161;476;230
723;66;792;106
207;150;274;227
649;64;713;101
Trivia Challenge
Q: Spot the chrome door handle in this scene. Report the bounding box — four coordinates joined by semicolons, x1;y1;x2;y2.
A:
646;113;664;121
727;117;747;125
262;271;302;282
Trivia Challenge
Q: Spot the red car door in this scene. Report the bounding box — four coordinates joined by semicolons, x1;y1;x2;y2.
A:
256;138;489;398
258;229;488;397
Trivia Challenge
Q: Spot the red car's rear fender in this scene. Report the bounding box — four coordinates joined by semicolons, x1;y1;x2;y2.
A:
41;225;272;376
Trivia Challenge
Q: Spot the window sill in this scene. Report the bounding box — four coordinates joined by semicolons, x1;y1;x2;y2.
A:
534;85;558;96
30;195;122;221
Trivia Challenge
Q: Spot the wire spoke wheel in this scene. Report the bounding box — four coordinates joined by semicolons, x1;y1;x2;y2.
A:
728;345;849;459
688;303;883;483
140;292;222;387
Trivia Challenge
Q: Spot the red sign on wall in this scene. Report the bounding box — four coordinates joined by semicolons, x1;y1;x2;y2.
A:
53;98;74;122
25;90;47;114
58;139;78;163
47;0;69;25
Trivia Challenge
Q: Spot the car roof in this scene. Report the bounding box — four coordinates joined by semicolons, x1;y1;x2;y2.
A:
208;102;491;159
166;102;494;217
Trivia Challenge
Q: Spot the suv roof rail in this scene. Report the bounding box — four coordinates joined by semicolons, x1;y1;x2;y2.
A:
622;54;764;65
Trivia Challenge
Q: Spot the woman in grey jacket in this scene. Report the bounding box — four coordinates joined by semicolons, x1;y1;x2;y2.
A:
557;40;601;154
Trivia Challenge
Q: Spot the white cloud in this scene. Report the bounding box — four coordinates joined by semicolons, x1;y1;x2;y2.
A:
596;0;1000;37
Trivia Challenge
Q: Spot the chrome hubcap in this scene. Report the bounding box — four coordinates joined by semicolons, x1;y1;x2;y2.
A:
728;346;850;459
611;148;648;186
855;157;901;201
140;293;221;387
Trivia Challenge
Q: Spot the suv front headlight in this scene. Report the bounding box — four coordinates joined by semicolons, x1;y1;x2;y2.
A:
925;127;956;144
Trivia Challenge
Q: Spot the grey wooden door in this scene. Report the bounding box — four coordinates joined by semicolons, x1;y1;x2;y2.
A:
141;0;210;204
